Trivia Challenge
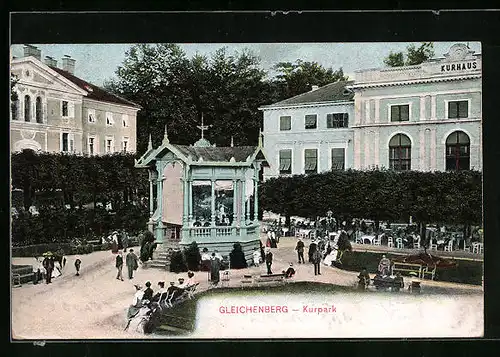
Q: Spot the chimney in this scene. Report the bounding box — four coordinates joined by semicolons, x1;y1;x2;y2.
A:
62;55;76;74
311;85;319;91
23;44;41;61
44;56;57;67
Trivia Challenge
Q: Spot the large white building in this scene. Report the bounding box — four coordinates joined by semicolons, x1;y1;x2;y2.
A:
348;43;482;172
260;81;355;180
10;45;141;155
261;43;482;179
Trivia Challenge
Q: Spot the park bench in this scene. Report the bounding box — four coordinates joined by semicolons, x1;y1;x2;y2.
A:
391;262;423;278
254;273;285;284
11;265;34;287
421;266;436;280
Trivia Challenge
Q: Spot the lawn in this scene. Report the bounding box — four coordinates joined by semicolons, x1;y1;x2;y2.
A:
338;251;483;286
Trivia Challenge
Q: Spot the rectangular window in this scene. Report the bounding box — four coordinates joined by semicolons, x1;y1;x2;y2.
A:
448;100;468;119
305;114;317;129
61;101;69;117
105;137;114;153
389;147;411;171
304;149;318;175
122;137;129;152
280;116;291;131
390;104;410;122
88;137;95;155
122;114;128;127
88;109;96;123
331;148;345;170
279;149;292;175
106;112;114;126
327;113;349;128
62;133;69;152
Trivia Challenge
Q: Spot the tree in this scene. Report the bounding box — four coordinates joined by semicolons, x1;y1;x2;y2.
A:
273;60;348;99
384;42;435;67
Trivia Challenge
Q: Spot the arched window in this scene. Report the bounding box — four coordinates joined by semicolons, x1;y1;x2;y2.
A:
446;131;470;171
11;97;19;120
24;95;31;122
35;97;43;123
389;134;411;171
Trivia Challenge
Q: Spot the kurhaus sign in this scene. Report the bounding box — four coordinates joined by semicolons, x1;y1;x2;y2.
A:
441;61;478;73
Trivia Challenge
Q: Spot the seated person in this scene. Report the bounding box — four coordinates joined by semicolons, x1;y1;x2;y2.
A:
358;267;371;288
165;281;185;306
377;255;391;276
143;281;154;302
177;277;187;289
152;281;166;302
282;263;296;278
185;271;196;288
392;272;404;292
131;284;144;307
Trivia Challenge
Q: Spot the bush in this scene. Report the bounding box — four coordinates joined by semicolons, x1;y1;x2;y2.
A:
170;250;187;273
229;242;247;269
184;241;201;271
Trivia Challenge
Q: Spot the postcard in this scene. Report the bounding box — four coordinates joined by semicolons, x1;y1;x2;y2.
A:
10;41;483;339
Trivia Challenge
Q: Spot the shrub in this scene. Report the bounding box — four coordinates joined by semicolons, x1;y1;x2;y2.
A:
169;250;187;273
184;241;201;271
229;242;247;269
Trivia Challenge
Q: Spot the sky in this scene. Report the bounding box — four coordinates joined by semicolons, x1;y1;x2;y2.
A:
11;42;481;87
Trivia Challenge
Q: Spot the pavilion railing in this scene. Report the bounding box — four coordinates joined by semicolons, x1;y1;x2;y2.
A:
185;224;260;241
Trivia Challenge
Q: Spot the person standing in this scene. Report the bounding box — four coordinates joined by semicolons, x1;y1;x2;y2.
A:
122;230;129;251
265;247;273;275
42;255;54;284
74;256;81;276
308;240;317;263
252;248;261;267
126;248;139;280
115;251;124;281
312;249;322;276
210;253;221;286
295;238;305;264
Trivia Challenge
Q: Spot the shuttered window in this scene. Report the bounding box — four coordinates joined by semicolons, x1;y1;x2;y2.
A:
448;101;468;119
326;113;349;128
390;104;410;122
280;116;291;131
331;148;345;170
304;149;318;174
305;114;317;129
279;149;292;175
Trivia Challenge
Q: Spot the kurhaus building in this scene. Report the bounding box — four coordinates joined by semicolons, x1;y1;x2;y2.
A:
347;43;482;172
259;81;355;180
10;45;141;155
261;43;482;179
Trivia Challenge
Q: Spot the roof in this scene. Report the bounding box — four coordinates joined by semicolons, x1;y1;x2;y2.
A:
49;66;141;109
173;145;258;162
261;80;355;109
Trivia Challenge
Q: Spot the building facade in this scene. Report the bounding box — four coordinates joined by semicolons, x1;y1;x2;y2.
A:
260;81;355;180
10;45;140;155
348;43;482;172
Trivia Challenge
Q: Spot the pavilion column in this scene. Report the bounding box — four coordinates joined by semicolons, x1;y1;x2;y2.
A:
253;178;259;223
155;163;165;243
148;171;155;217
182;178;188;224
188;180;193;224
240;179;246;227
232;179;238;235
211;179;216;227
246;187;251;223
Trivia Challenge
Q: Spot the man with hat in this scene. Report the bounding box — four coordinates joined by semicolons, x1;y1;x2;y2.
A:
265;247;273;275
115;250;124;281
126;248;139;280
295;238;305;264
308;240;318;264
42;253;55;284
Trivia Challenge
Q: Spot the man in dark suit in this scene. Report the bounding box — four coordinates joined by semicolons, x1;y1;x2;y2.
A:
42;255;55;284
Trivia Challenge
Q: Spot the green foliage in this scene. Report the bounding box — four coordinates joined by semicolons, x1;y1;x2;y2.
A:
170;250;188;273
260;169;482;228
384;42;435;67
184;241;202;271
273;60;348;98
229;242;248;269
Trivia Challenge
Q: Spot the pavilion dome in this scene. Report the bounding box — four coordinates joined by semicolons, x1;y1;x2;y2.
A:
193;137;212;147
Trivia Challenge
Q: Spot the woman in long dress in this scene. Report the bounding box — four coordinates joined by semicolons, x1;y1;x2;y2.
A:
52;260;62;278
323;246;339;267
210;253;221;285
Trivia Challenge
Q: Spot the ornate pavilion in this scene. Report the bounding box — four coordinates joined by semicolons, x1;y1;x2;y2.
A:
135;121;269;261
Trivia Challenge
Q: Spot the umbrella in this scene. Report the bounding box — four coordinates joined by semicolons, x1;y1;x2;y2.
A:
392;252;458;268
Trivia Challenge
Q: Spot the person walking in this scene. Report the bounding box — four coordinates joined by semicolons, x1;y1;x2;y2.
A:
122;230;129;252
312;249;322;276
265;247;273;275
295;238;305;264
42;255;54;284
126;249;139;280
308;240;318;263
74;256;81;276
115;251;124;281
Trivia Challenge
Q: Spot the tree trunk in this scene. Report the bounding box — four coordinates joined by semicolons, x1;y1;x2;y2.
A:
420;222;427;248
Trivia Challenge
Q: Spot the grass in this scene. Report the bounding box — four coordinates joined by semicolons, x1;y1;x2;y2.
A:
339;251;483;286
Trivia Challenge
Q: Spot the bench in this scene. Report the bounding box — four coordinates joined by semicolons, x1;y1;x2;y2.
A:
391;262;423;278
12;265;34;286
421;266;436;280
254;273;285;284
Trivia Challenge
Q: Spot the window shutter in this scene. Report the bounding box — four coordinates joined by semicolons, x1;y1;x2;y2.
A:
326;114;333;128
68;102;74;118
458;101;468;118
448;102;458;118
343;113;349;127
69;134;75;152
401;105;409;121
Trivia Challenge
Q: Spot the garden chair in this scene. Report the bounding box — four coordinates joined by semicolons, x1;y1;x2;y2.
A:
472;242;483;254
430;242;438;250
372;236;381;245
12;273;21;288
395;238;404;249
185;282;200;299
462;240;471;252
413;240;420;249
444;240;454;252
387;237;394;248
355;236;364;244
220;270;230;287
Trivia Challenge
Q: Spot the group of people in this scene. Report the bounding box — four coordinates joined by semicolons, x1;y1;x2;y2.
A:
34;254;82;284
115;249;139;281
104;230;130;254
357;255;405;292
